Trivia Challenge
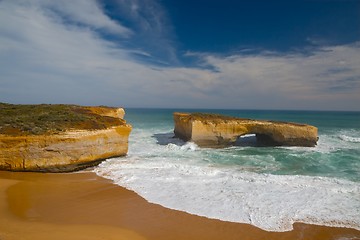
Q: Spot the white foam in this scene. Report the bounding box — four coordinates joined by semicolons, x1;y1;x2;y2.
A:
339;135;360;143
166;142;199;151
95;156;360;232
281;130;360;153
240;133;257;138
94;127;360;232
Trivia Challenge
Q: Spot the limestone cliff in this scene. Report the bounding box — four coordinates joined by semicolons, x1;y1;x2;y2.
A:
174;112;318;147
0;104;131;172
84;106;125;119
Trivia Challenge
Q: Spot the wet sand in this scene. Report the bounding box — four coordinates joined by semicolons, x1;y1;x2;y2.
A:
0;171;359;240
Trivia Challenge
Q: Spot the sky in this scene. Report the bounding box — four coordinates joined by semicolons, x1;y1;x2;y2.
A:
0;0;359;111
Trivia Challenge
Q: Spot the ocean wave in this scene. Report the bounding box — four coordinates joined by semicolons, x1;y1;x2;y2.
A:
94;122;360;232
166;142;199;151
339;135;360;143
94;156;360;232
281;130;360;153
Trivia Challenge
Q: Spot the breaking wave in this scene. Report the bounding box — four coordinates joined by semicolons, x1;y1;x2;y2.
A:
94;128;360;232
95;154;360;232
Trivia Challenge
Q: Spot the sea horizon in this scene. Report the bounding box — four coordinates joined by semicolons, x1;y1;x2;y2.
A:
123;106;360;114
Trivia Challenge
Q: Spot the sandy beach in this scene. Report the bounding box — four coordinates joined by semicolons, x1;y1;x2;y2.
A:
0;170;359;240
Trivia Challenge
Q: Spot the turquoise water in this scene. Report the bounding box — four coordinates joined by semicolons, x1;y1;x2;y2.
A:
95;109;360;231
125;108;360;182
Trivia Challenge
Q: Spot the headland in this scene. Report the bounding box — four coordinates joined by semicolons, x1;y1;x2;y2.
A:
0;103;131;172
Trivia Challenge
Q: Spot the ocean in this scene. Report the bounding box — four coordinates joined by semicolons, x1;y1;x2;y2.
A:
94;109;360;232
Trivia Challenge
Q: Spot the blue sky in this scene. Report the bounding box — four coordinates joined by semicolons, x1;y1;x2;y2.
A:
165;1;360;52
0;0;359;110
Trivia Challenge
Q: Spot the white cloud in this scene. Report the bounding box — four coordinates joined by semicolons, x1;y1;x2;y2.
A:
0;0;359;110
24;0;131;36
185;45;360;109
44;0;131;36
113;0;178;64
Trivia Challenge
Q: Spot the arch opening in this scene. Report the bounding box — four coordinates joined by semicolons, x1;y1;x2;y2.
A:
234;133;280;147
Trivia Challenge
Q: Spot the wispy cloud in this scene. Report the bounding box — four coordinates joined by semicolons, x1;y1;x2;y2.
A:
111;0;178;64
183;43;360;109
0;0;359;110
2;0;131;36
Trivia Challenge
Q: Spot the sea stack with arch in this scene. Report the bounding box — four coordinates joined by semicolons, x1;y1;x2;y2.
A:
173;112;318;147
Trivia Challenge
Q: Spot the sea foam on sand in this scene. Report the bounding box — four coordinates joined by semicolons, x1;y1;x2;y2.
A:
93;124;360;232
95;140;360;232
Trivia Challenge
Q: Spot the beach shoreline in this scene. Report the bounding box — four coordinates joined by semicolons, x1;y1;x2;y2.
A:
0;170;359;240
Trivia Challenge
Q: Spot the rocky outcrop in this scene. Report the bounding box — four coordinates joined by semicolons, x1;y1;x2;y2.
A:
174;112;318;147
84;106;125;119
0;106;131;172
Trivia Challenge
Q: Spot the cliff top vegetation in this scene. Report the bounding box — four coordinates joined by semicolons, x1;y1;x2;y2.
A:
0;103;125;136
174;112;307;126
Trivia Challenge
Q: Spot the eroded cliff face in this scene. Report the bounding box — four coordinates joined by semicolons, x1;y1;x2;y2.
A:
0;106;131;172
174;112;318;147
85;106;125;119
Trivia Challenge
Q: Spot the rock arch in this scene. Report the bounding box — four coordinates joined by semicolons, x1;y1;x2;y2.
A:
173;112;318;148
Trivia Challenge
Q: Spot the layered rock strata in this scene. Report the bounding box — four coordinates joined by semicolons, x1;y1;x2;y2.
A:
174;112;318;147
0;105;131;172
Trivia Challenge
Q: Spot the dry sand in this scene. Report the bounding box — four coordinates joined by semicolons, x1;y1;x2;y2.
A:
0;170;359;240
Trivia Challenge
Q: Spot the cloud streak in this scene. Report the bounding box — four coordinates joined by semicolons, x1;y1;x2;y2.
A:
0;0;359;111
111;0;178;64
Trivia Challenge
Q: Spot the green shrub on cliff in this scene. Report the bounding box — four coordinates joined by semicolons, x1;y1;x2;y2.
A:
0;103;123;136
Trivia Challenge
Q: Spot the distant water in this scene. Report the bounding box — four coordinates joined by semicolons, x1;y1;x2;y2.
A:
94;109;360;232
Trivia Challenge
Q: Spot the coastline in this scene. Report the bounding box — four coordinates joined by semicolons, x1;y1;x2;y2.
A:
0;170;359;240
